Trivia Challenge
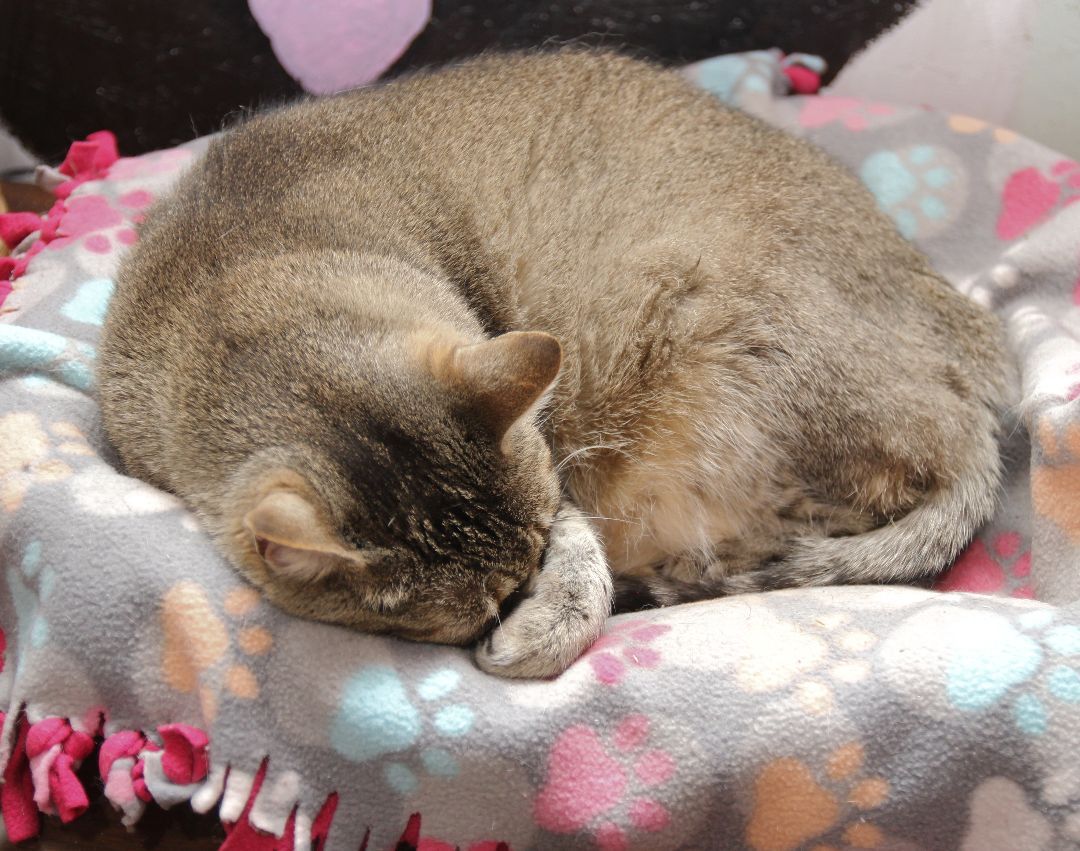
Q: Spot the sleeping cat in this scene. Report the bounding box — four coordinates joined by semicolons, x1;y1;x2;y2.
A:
97;50;1011;678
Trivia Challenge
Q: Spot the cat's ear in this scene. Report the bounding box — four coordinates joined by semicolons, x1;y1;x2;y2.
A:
424;330;562;437
243;489;366;581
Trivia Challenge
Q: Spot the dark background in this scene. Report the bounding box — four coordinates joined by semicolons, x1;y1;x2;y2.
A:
0;0;919;163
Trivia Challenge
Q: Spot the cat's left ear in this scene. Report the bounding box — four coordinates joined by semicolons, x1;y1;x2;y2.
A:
243;488;367;581
418;329;562;438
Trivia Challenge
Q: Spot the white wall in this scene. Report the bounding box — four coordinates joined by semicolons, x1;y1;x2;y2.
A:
831;0;1080;159
1012;0;1080;159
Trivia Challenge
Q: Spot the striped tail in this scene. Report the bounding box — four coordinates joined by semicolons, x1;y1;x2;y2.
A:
615;420;1003;613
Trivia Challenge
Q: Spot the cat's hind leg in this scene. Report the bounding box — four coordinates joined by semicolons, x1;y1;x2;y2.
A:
475;501;612;678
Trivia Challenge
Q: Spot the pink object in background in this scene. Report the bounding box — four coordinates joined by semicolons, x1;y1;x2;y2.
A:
247;0;431;95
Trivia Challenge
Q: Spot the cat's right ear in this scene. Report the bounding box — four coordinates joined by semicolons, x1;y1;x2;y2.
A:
243;488;367;582
415;329;562;438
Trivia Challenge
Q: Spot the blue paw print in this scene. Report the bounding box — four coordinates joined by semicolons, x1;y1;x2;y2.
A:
859;145;966;239
330;665;475;793
0;277;110;391
0;325;96;391
6;540;56;669
946;608;1080;737
690;53;772;105
60;278;114;326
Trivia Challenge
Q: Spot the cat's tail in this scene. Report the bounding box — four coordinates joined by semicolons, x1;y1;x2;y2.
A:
614;428;1004;612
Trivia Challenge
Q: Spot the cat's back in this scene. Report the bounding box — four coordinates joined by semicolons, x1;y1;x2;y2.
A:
104;49;785;386
118;48;881;298
101;49;1006;496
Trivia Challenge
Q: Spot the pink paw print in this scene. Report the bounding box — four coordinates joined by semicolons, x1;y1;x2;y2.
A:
109;147;193;181
582;619;670;685
997;160;1080;241
47;190;154;255
799;96;896;131
534;715;676;850
935;531;1033;599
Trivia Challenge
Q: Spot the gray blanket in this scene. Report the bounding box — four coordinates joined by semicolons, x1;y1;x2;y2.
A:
0;51;1078;850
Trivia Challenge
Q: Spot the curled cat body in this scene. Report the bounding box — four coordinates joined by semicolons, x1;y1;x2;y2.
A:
98;49;1011;677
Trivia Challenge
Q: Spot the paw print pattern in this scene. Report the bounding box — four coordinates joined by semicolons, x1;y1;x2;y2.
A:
799;96;899;132
860;144;968;239
1011;610;1077;737
688;54;771;104
941;607;1079;737
948;113;1018;144
997;159;1080;241
723;605;879;717
46;192;150;256
0;275;111;388
107;147;193;181
745;741;890;851
60;278;114;326
961;777;1056;851
330;665;474;795
935;532;1033;598
1032;417;1080;545
581;618;670;686
0;324;97;390
160;583;273;723
6;540;57;668
0;276;116;396
0;412;93;511
534;714;676;850
67;464;185;519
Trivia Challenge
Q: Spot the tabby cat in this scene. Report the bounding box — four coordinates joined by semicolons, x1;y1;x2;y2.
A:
97;50;1010;677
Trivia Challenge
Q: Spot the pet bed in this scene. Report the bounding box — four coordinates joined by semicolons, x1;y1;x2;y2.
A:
1;51;1078;850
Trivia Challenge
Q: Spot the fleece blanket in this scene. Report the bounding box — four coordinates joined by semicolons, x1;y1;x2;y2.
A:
0;51;1079;850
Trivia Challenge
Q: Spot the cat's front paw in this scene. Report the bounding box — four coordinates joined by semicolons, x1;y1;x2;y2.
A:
475;593;590;679
475;503;612;679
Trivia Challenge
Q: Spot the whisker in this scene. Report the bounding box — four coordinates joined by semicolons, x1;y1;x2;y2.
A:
553;513;644;528
553;443;633;476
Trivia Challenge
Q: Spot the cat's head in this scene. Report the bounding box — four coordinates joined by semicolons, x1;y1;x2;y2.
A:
222;329;563;645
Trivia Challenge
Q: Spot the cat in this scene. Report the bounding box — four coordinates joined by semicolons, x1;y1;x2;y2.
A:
97;49;1011;678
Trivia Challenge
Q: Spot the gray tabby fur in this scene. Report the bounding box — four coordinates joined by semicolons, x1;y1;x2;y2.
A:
97;50;1011;677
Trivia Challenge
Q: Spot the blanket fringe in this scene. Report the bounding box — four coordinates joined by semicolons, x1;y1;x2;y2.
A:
0;710;507;850
0;130;119;303
0;712;36;843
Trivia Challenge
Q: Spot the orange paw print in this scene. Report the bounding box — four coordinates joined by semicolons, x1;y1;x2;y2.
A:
0;412;92;511
948;114;1017;144
160;582;273;723
1032;417;1080;544
746;741;891;851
